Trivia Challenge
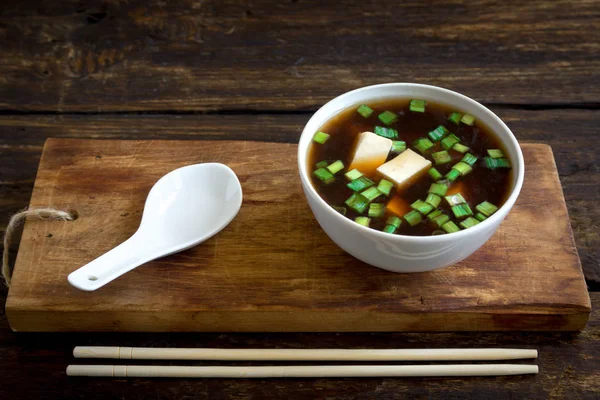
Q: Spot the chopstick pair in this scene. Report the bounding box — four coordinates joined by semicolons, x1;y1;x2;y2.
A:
67;346;539;378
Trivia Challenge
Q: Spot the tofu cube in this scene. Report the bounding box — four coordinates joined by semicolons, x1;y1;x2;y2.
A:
377;148;432;189
348;132;392;176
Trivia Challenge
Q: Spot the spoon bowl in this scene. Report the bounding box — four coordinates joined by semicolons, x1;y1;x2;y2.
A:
68;163;243;291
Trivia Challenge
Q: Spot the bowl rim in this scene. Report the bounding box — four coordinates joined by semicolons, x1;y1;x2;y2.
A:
297;82;525;243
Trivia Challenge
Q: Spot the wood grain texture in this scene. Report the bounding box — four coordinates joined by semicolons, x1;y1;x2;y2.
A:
5;139;590;332
0;0;597;397
0;0;599;111
1;109;597;284
0;295;598;399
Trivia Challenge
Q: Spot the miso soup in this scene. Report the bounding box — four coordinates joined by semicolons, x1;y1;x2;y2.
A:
308;99;513;236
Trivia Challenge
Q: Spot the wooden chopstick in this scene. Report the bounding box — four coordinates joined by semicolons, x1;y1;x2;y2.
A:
73;346;538;361
67;364;539;378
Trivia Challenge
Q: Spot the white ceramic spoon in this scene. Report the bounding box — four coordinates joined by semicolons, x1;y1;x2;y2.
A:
68;163;243;291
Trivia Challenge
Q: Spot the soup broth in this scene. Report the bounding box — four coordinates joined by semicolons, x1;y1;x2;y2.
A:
308;99;513;236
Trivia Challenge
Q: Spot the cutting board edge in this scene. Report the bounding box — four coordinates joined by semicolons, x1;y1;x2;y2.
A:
541;143;591;312
5;297;592;314
7;309;590;333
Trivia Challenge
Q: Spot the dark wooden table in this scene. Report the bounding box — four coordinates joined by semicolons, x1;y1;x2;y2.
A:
1;1;598;398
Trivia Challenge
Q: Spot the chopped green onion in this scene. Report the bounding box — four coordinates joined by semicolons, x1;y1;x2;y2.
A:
383;216;403;233
461;114;475;126
441;134;460;150
432;230;445;235
476;201;499;217
344;168;363;181
461;153;478;166
409;99;426;113
487;149;504;159
378;111;398;126
475;212;488;222
357;104;374;118
452;203;473;218
361;187;383;202
377;179;394;196
431;213;450;228
326;160;344;175
452;143;470;154
428;125;450;142
413;137;434;154
452;161;473;176
355;216;371;227
496;158;511;168
442;221;460;233
445;169;460;182
345;193;369;214
460;217;480;229
427;210;443;220
313;131;330;144
347;176;375;192
425;193;441;208
383;224;398;234
368;203;386;218
429;183;448;197
332;206;347;216
432;150;452;165
445;193;467;205
313;168;335;184
374;126;398;139
403;210;422;226
484;157;511;169
386;215;402;229
428;167;443;181
391;141;407;153
411;200;434;215
448;112;462;125
315;160;328;169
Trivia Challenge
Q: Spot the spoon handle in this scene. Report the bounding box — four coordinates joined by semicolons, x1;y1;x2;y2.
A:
68;232;156;291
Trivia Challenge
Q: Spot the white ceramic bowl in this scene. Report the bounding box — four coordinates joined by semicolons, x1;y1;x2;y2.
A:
298;83;524;273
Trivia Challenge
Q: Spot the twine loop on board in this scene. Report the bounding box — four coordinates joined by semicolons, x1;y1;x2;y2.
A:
2;208;75;287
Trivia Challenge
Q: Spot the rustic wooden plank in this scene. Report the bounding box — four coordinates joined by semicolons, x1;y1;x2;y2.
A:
0;1;596;397
0;293;598;398
1;109;598;284
4;139;590;332
0;0;599;111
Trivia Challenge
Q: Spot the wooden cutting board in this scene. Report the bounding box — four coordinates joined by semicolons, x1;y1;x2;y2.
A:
6;139;590;332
